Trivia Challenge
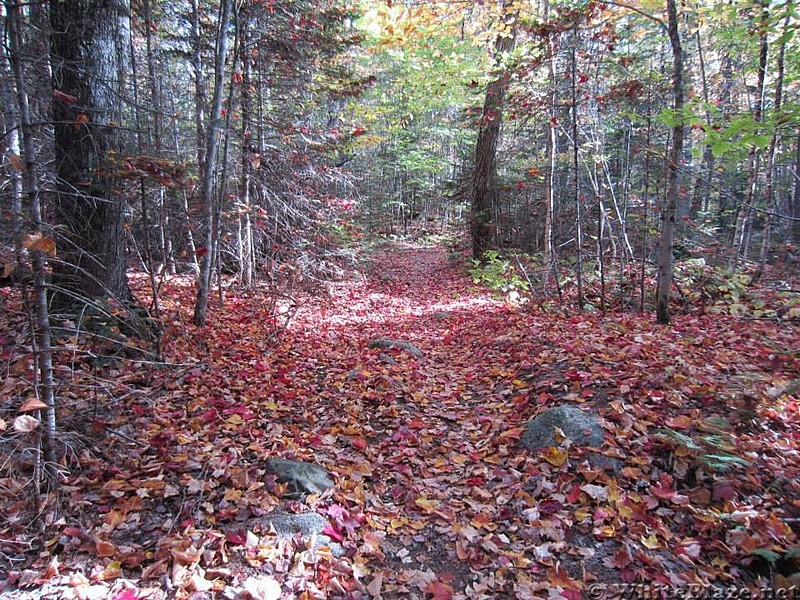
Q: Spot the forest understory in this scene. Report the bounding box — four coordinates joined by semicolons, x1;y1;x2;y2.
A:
1;242;800;599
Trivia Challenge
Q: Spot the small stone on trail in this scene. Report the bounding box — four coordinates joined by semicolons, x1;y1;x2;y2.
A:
265;458;334;497
367;337;424;357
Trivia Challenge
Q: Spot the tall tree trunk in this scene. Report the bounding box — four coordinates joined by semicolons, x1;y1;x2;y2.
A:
6;0;58;484
238;7;255;288
756;12;789;277
793;132;800;244
689;27;715;218
471;3;517;261
656;0;685;325
730;0;769;270
543;0;558;280
194;0;233;326
191;0;207;175
49;0;133;303
571;41;584;310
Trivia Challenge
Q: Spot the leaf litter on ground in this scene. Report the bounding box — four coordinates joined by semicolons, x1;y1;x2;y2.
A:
0;242;799;598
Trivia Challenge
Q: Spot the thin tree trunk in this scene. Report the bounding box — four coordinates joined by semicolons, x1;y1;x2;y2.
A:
543;0;558;286
689;27;715;218
191;0;207;175
6;0;58;484
756;12;789;277
571;42;584;310
656;0;684;324
239;8;255;287
194;0;233;326
639;85;653;313
793;132;800;244
731;0;769;270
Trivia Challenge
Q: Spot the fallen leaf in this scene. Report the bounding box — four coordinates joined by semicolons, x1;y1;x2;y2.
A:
542;446;568;467
13;415;39;432
242;575;282;600
425;580;454;599
19;398;48;412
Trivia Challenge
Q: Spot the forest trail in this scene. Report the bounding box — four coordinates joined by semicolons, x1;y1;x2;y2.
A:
4;242;800;599
153;241;797;596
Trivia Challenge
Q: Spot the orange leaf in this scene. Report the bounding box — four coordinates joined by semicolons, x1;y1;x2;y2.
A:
8;152;25;173
95;540;116;557
665;415;693;429
425;581;454;600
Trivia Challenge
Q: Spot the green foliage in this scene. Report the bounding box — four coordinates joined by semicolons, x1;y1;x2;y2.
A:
468;250;530;303
674;258;747;304
656;422;750;474
671;258;800;318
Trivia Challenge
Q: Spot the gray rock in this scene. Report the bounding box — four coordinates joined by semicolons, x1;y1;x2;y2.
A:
265;458;334;498
378;352;397;365
367;337;423;357
257;512;344;557
520;405;605;449
521;405;621;471
264;511;327;538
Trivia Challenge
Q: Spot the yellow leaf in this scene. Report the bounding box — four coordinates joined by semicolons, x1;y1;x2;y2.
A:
224;488;243;502
640;534;661;549
96;560;122;581
415;496;439;512
542;446;568;467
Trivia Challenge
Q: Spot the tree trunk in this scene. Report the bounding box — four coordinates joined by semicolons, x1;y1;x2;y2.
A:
756;12;789;276
793;132;800;244
730;0;769;270
571;42;584;310
193;0;233;326
543;0;558;278
6;0;59;484
656;0;685;325
471;3;517;261
49;0;133;303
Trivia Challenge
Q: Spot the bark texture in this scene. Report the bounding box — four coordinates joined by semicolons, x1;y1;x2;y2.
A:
471;5;517;261
50;0;133;303
656;0;684;325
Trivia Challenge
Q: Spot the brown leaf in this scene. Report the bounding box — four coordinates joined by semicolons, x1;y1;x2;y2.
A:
19;398;48;412
52;89;79;104
95;540;116;558
7;152;25;173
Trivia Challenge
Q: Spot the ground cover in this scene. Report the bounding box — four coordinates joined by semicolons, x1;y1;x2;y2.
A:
1;242;799;599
